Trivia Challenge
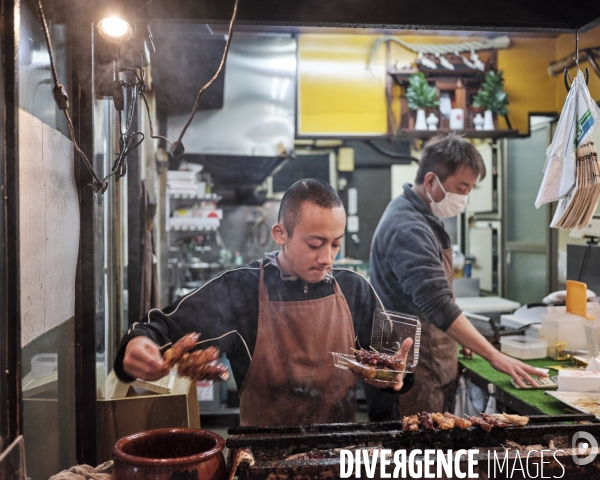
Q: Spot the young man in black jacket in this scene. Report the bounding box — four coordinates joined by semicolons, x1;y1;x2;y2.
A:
116;178;412;426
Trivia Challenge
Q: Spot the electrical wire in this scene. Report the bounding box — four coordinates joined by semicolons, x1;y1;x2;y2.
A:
578;243;593;281
37;0;107;193
38;0;149;192
365;140;419;163
171;0;240;155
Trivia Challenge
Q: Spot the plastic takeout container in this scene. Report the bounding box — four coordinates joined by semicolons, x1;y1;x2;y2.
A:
331;308;421;382
331;353;402;383
500;336;547;360
370;308;421;371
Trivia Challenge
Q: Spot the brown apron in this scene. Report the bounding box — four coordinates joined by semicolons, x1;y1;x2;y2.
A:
399;247;459;416
239;261;357;426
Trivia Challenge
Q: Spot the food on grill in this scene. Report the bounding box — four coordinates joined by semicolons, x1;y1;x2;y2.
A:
418;412;434;430
464;415;493;432
482;413;509;428
493;413;530;426
163;332;200;368
444;412;472;430
431;413;455;430
402;414;420;432
354;348;405;370
400;411;528;433
162;333;230;382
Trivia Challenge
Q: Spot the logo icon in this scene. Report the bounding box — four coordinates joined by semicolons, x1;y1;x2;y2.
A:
572;431;598;466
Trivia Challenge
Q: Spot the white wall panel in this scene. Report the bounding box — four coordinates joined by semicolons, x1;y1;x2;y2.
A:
19;109;79;346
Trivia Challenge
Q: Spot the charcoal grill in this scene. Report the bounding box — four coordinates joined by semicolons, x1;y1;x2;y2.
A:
226;414;600;479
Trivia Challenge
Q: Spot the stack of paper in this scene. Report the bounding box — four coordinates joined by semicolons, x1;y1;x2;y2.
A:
551;140;600;229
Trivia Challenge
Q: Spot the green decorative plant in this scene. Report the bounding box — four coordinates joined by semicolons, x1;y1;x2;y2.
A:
405;73;439;110
472;70;509;115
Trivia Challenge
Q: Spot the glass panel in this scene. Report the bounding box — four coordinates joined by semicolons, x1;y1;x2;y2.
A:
19;1;77;477
506;252;547;305
506;126;549;245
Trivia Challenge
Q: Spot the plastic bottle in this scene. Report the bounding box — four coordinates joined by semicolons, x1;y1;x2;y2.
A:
452;245;465;279
234;251;243;266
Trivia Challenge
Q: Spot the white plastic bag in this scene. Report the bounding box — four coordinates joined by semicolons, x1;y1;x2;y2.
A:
535;70;600;208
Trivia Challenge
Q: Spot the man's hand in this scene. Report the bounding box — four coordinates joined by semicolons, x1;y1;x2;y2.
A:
488;351;548;388
446;314;548;387
123;336;170;381
363;337;413;392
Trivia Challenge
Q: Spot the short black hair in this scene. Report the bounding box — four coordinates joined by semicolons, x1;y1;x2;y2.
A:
278;179;343;236
415;133;486;184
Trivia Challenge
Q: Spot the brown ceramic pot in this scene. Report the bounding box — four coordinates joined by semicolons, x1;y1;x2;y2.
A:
112;428;227;480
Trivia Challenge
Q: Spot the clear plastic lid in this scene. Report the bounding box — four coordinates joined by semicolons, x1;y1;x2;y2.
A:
370;308;421;372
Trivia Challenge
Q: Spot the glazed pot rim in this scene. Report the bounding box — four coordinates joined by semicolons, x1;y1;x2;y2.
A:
113;428;225;467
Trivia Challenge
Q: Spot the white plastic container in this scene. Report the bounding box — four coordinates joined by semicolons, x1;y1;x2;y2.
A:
500;336;548;359
539;307;587;355
557;370;600;392
31;353;58;379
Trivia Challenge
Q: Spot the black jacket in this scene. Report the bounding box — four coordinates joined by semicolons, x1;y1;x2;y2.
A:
114;254;414;398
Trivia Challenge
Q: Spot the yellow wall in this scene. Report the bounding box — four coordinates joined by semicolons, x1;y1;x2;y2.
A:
497;37;558;133
555;28;600;105
297;34;387;135
297;28;600;136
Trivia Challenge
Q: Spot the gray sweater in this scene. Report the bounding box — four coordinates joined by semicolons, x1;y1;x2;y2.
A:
369;183;462;331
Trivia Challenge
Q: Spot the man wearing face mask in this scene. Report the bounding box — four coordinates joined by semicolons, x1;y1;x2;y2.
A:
368;134;545;418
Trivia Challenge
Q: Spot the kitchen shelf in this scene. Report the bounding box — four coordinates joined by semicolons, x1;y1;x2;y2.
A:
185;262;223;269
398;128;519;140
169;225;219;232
169;192;222;201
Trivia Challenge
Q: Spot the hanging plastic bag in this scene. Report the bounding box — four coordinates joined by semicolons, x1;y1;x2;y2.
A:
535;70;600;209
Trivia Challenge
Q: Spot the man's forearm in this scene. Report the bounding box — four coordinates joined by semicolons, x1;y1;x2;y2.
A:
445;314;500;361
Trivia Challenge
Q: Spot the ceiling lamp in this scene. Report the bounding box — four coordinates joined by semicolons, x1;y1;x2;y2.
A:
97;2;133;44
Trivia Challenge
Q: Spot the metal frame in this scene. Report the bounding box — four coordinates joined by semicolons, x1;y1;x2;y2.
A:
0;0;21;450
71;19;98;465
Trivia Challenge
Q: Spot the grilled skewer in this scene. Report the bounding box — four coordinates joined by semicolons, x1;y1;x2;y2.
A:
465;415;493;432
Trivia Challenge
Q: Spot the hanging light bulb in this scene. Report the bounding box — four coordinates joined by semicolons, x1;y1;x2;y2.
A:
98;17;132;44
97;2;133;44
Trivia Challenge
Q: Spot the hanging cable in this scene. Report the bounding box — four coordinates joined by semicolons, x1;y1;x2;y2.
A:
575;29;580;70
365;140;419;163
36;0;108;193
38;0;150;192
168;0;240;157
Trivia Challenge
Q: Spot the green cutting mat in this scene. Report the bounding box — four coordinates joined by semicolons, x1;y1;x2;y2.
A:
458;354;575;415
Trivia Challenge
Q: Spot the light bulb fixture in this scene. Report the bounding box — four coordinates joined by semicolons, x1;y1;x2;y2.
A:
98;17;132;44
97;1;133;44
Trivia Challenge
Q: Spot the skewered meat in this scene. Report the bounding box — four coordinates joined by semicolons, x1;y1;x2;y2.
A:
354;349;405;370
402;415;420;432
493;413;529;426
347;359;400;382
482;413;509;428
162;333;230;382
431;413;455;430
444;412;472;430
163;333;200;368
347;361;377;380
418;412;434;430
465;415;493;432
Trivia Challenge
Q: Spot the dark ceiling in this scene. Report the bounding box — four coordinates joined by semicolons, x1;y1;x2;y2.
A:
140;0;600;33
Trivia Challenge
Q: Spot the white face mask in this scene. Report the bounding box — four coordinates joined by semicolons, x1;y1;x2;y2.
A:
426;175;468;218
